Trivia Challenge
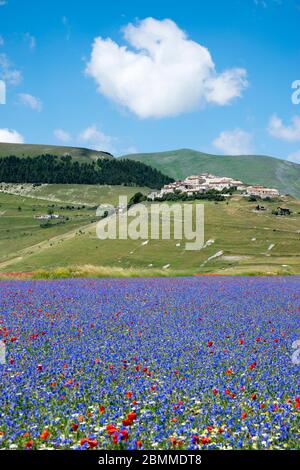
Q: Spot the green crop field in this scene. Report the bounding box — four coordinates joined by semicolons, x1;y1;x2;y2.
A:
1;188;299;276
123;148;300;199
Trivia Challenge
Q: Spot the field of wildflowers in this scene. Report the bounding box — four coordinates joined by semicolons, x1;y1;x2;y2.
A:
0;277;299;450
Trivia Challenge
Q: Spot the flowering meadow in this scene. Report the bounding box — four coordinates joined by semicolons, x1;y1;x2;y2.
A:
0;276;299;450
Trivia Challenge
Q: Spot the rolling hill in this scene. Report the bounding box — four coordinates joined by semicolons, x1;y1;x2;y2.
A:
0;190;299;276
123;149;300;198
0;143;113;162
0;144;172;188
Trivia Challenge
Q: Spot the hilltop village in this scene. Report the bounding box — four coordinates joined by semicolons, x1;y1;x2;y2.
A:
149;173;280;200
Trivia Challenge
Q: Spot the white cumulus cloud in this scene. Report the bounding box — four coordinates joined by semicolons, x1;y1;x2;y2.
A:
18;93;42;111
54;129;72;143
0;128;24;143
213;128;253;155
78;125;115;153
86;18;248;118
267;114;300;142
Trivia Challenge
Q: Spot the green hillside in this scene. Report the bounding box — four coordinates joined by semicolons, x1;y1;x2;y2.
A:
123;149;300;198
0;143;113;162
0;192;299;276
0;184;149;270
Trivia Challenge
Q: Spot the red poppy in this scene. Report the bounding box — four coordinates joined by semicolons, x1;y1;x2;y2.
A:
127;411;137;421
122;419;133;426
207;341;213;347
40;429;49;440
107;424;119;435
201;437;211;445
136;440;142;448
241;412;248;419
99;406;105;414
71;423;79;431
80;438;98;448
25;439;33;448
225;368;233;375
120;429;129;441
65;379;74;386
126;391;133;398
170;436;179;447
212;388;218;395
251;393;257;400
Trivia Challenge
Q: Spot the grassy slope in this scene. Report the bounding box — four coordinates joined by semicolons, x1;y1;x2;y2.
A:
1;191;299;276
123;149;300;198
0;183;150;206
0;185;149;266
0;143;113;162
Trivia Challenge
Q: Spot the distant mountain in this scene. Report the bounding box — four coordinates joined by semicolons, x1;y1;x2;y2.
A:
0;143;113;163
123;149;300;198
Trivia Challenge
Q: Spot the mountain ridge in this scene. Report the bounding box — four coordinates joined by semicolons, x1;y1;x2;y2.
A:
1;143;299;198
122;148;300;198
0;143;113;162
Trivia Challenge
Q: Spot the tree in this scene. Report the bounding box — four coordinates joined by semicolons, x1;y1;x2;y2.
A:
128;192;147;208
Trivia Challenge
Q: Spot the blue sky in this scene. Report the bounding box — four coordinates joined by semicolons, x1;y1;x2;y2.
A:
0;0;300;162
